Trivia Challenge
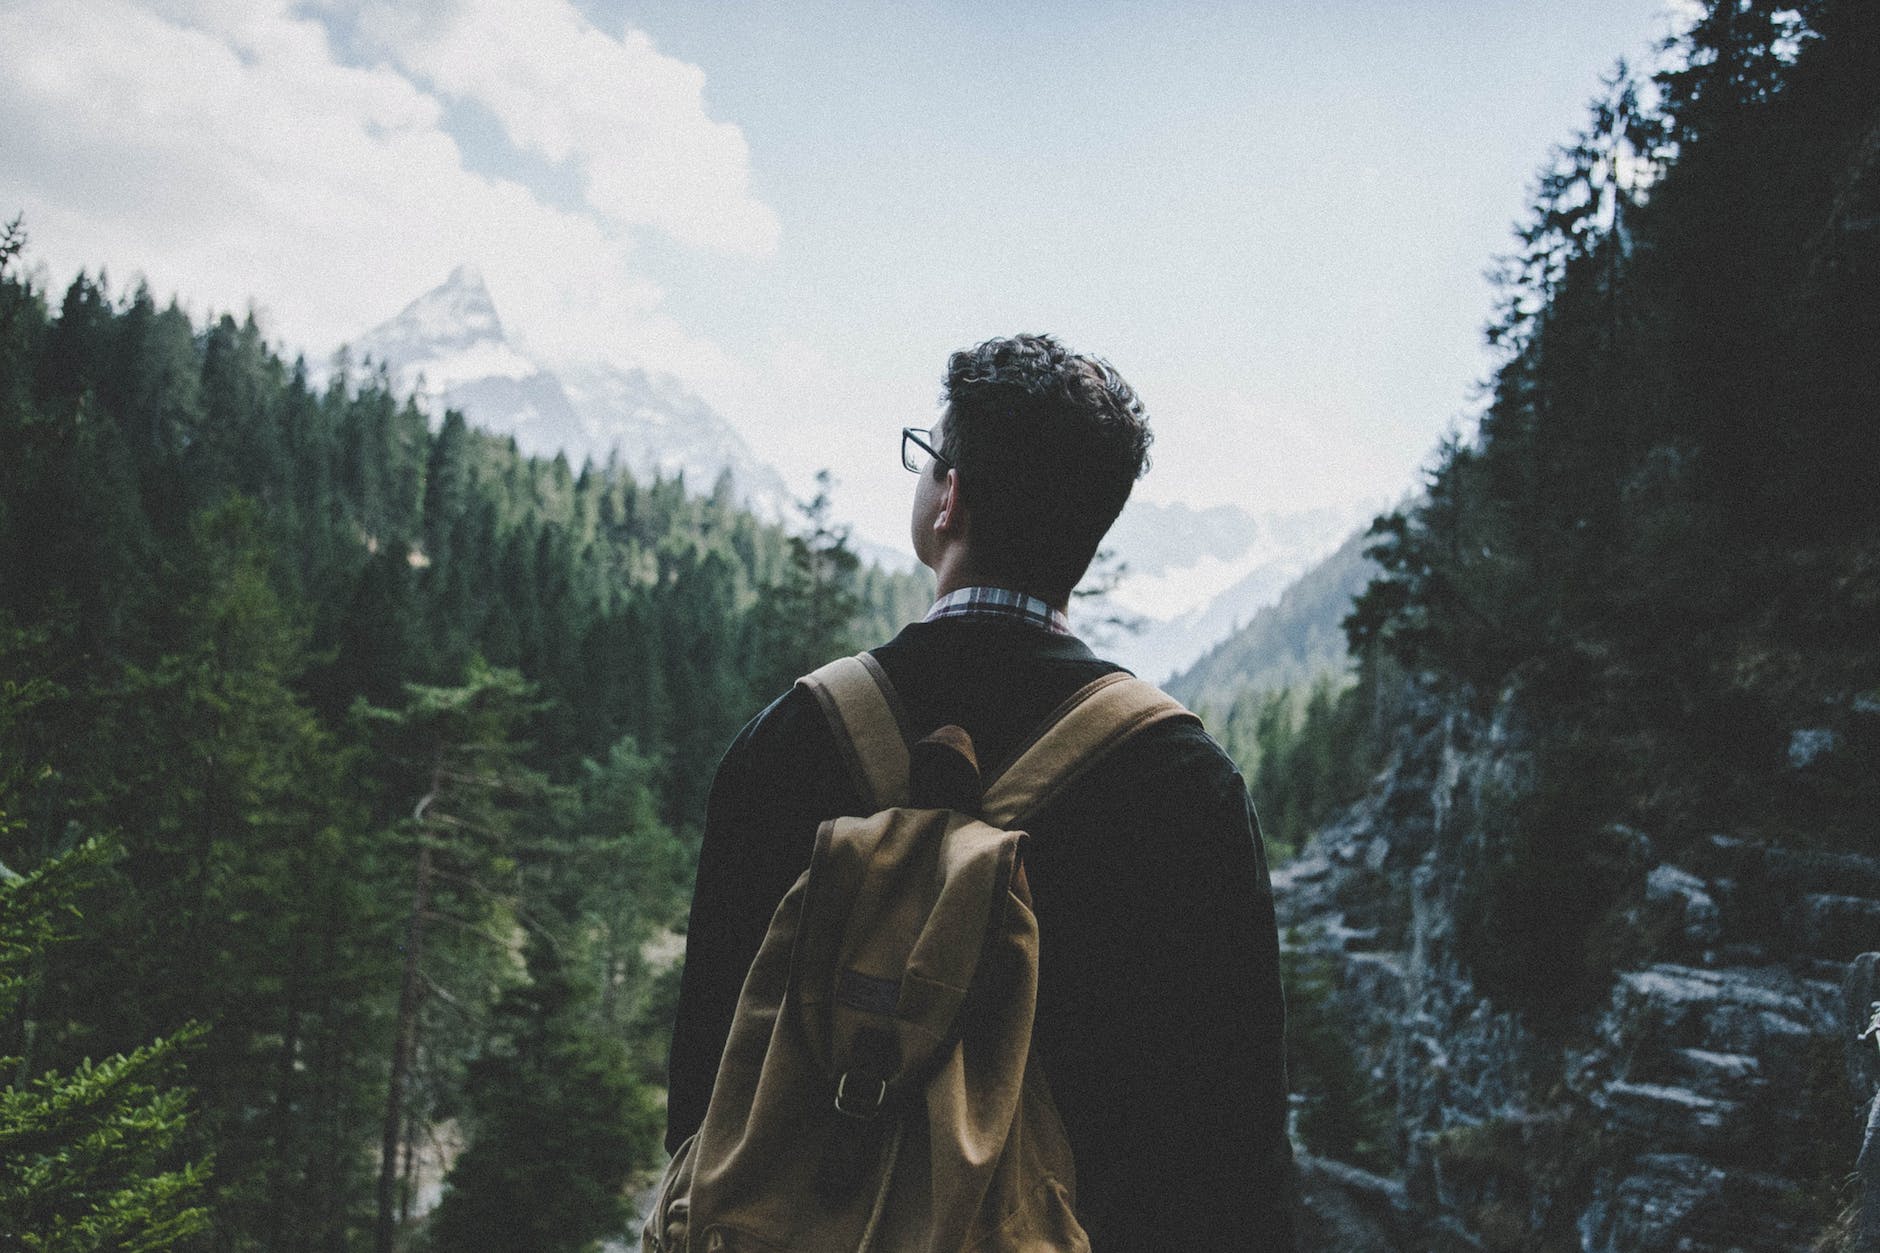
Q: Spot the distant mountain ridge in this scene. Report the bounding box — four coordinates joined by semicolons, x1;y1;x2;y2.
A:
347;267;791;517
1164;523;1378;712
1089;499;1375;684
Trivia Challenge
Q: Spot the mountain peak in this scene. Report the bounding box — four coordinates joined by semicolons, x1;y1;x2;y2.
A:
444;262;486;291
346;275;792;522
350;263;532;400
389;264;503;348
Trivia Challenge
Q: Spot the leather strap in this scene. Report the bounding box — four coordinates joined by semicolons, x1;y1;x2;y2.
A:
798;654;910;810
802;654;1198;825
981;672;1197;827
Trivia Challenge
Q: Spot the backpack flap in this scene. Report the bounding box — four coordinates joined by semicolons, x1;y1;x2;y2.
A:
786;806;1045;1250
791;809;1032;1123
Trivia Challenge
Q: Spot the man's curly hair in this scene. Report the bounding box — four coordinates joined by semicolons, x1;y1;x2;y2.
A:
938;334;1152;603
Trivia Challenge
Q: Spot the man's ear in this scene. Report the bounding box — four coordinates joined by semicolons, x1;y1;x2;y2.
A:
935;469;966;535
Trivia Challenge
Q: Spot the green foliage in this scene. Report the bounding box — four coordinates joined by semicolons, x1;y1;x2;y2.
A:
358;663;573;1248
423;940;662;1253
0;210;925;1245
1;824;210;1249
1351;0;1880;848
1425;1112;1610;1253
1171;528;1387;864
1280;943;1394;1174
2;625;212;1248
552;738;692;1079
0;1024;212;1253
1218;676;1360;861
745;469;865;700
1169;525;1375;716
1214;653;1401;863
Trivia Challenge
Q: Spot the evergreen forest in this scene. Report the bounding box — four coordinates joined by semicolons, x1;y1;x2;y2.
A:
0;216;929;1249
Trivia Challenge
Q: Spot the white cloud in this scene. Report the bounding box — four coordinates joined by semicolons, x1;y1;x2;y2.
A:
0;0;772;372
311;0;780;258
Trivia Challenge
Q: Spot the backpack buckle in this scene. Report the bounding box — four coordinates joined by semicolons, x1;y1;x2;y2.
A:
834;1072;887;1120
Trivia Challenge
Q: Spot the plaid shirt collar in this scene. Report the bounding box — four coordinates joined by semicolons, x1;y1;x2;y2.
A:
923;586;1073;636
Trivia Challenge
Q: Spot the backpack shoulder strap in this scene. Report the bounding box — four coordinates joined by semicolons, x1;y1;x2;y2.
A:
981;672;1198;828
797;652;911;811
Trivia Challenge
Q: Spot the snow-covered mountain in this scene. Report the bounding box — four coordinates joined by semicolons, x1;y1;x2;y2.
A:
1076;498;1377;684
348;267;790;517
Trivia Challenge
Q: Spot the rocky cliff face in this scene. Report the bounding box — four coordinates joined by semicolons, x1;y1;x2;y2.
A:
1277;682;1879;1251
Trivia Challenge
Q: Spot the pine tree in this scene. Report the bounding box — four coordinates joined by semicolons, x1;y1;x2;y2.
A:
554;737;690;1068
358;662;553;1253
0;635;211;1250
745;469;862;701
0;846;212;1252
423;937;661;1253
52;500;392;1241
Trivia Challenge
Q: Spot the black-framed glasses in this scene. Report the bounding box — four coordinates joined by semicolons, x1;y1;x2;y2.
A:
901;427;952;474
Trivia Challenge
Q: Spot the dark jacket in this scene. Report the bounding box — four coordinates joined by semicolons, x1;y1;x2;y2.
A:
666;616;1298;1251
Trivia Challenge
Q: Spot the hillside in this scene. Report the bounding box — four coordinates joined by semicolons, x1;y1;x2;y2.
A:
1165;523;1375;714
1273;4;1880;1247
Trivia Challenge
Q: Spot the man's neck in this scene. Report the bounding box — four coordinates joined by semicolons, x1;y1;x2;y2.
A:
930;557;1066;616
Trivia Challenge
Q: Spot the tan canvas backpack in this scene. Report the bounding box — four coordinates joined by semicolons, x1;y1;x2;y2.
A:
644;653;1194;1253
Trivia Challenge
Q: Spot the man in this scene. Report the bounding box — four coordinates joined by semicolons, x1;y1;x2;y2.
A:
666;334;1297;1250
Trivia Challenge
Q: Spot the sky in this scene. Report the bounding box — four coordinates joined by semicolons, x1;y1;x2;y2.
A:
0;0;1693;552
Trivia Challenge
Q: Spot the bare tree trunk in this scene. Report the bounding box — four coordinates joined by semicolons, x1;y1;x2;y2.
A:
311;899;347;1253
600;921;621;1032
399;1103;421;1225
375;770;441;1253
265;932;307;1252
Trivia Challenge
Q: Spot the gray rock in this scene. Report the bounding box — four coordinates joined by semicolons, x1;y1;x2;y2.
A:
1646;863;1724;948
1579;1153;1723;1253
1669;1045;1762;1091
1593;1079;1740;1143
1847;953;1880;1094
1789;726;1841;768
1581;1155;1822;1253
1274;675;1878;1252
1696;836;1880;901
1295;1152;1411;1252
1803;895;1880;963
